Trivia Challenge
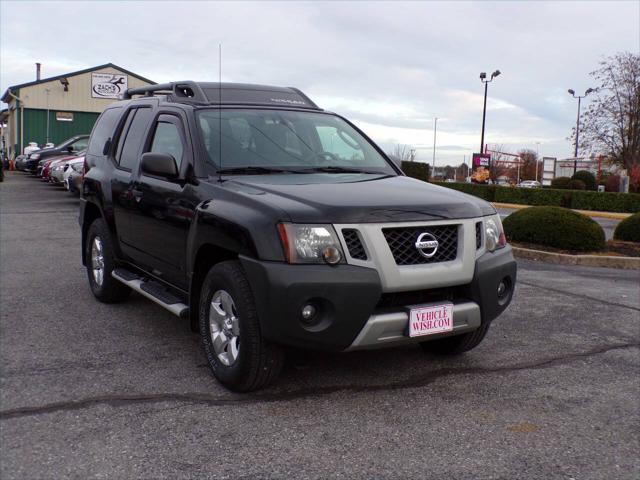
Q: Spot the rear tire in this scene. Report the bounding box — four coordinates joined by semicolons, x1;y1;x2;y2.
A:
199;260;284;392
420;323;490;355
86;218;131;303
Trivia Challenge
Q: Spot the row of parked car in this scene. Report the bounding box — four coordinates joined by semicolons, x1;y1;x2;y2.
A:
13;134;89;195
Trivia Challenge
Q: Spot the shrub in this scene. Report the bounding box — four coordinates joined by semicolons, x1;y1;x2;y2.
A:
551;176;571;189
605;174;621;192
430;181;496;200
570;190;640;213
571;170;597;190
493;186;571;207
613;213;640;242
503;206;605;252
401;161;429;181
432;182;640;213
567;179;586;190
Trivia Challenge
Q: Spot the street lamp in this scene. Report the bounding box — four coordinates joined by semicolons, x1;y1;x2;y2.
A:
568;87;594;174
479;69;501;154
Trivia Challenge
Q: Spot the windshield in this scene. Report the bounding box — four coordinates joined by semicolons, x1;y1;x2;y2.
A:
197;109;395;175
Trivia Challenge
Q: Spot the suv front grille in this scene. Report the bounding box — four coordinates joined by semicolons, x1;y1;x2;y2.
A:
382;225;458;265
342;229;367;260
475;221;482;249
376;286;463;309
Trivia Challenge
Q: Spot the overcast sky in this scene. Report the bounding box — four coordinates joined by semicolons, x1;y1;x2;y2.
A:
2;1;638;166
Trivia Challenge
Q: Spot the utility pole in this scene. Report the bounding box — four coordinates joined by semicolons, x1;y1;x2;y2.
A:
432;117;438;179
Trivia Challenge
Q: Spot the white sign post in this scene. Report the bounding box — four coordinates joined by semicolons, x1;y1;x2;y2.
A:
91;73;128;99
542;157;556;186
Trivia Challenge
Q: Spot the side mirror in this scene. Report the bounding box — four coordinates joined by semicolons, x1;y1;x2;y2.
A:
102;138;112;156
66;145;74;153
141;152;179;178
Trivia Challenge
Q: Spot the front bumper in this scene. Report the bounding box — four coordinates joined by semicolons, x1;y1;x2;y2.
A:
240;246;516;352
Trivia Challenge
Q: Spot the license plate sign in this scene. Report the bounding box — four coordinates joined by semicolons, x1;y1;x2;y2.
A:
408;303;454;337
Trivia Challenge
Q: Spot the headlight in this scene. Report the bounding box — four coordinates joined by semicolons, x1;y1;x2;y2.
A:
485;215;507;252
277;223;344;265
71;163;83;172
31;153;40;160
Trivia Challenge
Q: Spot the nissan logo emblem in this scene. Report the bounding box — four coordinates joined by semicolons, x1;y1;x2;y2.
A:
415;232;439;258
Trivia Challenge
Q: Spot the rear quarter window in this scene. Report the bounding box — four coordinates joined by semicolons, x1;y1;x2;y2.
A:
87;108;122;156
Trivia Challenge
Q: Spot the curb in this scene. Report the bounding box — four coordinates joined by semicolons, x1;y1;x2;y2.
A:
492;202;631;220
512;246;640;270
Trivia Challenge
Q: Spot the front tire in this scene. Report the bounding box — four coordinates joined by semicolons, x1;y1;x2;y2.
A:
420;323;490;355
199;260;284;392
85;218;131;303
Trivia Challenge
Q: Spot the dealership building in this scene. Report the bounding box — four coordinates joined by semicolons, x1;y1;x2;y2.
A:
1;63;154;159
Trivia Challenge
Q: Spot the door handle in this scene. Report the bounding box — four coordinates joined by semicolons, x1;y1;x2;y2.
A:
131;189;143;201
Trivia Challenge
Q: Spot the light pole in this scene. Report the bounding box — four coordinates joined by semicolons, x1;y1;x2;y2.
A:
568;87;594;174
45;88;51;144
432;117;438;178
479;69;500;154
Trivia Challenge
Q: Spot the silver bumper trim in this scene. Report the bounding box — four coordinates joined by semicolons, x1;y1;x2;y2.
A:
344;301;481;351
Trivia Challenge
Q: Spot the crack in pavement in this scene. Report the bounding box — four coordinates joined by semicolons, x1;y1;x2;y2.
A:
519;280;640;312
1;342;637;421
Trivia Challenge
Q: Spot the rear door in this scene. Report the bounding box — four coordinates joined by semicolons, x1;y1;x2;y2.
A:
110;106;154;257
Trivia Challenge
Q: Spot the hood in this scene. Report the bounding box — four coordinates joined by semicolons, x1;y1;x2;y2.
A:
224;174;495;223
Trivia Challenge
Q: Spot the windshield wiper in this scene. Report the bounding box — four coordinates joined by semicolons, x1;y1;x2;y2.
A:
217;166;289;175
301;166;388;175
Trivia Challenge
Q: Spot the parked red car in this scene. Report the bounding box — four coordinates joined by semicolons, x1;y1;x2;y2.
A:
41;155;74;182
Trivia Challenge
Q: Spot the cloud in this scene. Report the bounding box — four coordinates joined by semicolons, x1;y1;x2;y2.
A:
1;0;637;163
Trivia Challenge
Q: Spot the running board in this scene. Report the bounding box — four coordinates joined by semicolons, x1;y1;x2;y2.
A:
112;269;189;318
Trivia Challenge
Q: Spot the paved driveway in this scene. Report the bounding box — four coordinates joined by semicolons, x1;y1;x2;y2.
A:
1;172;639;479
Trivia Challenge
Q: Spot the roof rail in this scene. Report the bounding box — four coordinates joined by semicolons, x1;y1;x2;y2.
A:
120;81;208;103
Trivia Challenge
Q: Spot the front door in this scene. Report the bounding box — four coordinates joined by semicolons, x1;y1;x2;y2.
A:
128;113;197;289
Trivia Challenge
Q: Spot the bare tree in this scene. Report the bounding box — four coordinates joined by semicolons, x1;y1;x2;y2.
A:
392;144;415;162
516;149;539;180
576;52;640;171
486;144;514;181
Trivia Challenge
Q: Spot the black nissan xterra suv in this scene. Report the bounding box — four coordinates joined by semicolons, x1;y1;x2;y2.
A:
80;82;516;392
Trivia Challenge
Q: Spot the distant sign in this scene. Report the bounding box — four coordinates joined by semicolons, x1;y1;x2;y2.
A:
472;153;490;168
56;111;74;122
542;157;556;186
91;73;128;99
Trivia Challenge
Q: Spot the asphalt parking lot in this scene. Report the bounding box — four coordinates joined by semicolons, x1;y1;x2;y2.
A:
1;171;639;480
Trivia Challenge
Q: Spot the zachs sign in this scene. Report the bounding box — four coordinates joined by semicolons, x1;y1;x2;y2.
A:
91;73;128;99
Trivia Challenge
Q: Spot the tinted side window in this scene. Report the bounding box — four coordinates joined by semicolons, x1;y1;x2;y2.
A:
119;108;153;171
115;110;136;164
87;108;121;156
150;122;184;169
70;137;89;152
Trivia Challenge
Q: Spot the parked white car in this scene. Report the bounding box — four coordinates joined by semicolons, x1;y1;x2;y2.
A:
63;158;84;190
518;180;541;188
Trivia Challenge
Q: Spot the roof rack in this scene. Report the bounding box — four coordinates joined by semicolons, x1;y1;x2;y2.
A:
121;81;208;103
120;81;321;110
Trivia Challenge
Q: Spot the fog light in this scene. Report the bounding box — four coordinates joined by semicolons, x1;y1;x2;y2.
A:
322;245;342;265
497;281;506;297
301;304;317;322
497;277;512;305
